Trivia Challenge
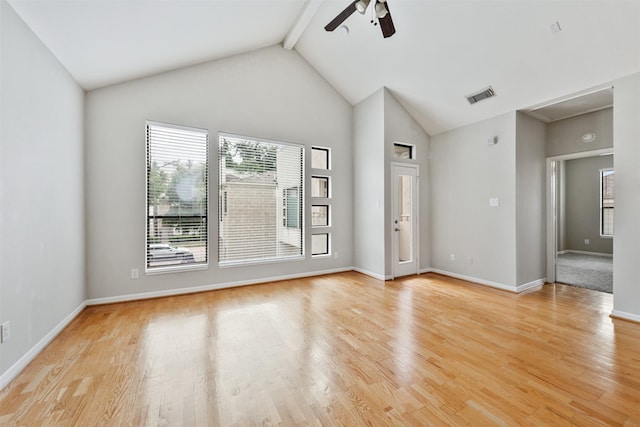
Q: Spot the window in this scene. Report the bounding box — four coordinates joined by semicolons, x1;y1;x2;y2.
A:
219;134;304;265
311;205;329;226
311;147;330;170
600;168;614;237
311;233;330;256
146;122;208;270
311;146;331;257
311;176;329;198
394;143;415;159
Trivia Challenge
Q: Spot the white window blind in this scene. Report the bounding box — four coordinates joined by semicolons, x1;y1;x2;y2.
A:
146;122;208;270
219;134;304;265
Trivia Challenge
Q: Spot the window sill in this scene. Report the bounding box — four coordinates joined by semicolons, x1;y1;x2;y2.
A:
311;253;332;259
219;255;305;268
146;263;209;275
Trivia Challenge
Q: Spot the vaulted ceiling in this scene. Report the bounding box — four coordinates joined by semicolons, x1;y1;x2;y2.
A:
8;0;640;135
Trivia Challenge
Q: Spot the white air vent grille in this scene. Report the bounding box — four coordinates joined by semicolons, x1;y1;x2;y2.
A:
466;86;496;105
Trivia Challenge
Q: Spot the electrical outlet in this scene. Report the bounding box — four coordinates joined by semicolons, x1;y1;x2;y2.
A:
334;251;339;259
1;321;10;343
131;268;139;279
584;239;590;245
467;256;473;264
450;254;455;261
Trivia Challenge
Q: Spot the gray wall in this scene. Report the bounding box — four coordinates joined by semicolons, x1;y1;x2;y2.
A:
515;113;546;285
612;72;640;320
383;90;431;275
352;88;431;279
430;112;518;287
563;155;614;254
353;89;385;278
546;108;613;157
85;45;353;299
1;1;85;379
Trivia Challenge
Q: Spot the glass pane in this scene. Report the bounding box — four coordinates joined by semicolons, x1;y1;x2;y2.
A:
398;175;412;262
218;135;304;264
311;205;329;226
394;143;413;159
311;176;329;198
147;123;208;269
312;147;329;170
601;169;614;236
285;187;299;228
312;233;329;256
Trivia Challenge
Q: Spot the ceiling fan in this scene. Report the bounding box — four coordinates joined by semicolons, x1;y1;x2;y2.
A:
325;0;396;38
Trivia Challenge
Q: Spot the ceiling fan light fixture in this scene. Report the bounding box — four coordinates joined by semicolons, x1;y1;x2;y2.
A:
355;0;371;14
375;2;388;18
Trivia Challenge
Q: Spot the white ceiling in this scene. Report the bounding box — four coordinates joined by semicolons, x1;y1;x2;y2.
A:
8;0;640;135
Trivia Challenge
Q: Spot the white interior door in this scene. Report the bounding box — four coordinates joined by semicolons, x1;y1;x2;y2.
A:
392;164;419;278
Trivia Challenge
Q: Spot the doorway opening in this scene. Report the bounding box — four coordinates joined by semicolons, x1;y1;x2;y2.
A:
547;150;614;292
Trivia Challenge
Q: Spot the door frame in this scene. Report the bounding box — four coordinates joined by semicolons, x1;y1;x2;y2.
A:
546;148;613;283
391;162;420;279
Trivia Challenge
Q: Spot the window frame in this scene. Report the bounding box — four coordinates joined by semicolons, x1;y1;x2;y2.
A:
218;133;305;267
599;168;614;238
311;175;330;198
311;233;330;256
310;146;333;258
393;142;415;160
145;121;209;274
311;147;331;170
311;204;330;227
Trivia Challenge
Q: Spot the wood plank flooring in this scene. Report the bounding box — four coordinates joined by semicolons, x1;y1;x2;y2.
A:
1;272;639;426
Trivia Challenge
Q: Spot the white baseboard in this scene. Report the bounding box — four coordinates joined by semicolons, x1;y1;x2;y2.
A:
0;301;87;390
86;266;354;305
427;269;519;293
516;278;546;292
351;267;388;281
564;250;613;258
610;309;640;324
420;268;545;293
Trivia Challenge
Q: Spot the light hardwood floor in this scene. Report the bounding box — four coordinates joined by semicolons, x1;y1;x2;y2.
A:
1;272;639;426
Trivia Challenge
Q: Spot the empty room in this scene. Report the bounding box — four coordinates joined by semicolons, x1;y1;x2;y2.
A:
1;0;640;425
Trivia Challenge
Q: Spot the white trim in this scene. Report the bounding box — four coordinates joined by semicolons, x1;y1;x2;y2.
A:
0;302;87;390
547;148;613;162
525;84;613;113
352;267;390;281
610;309;640;324
546;148;615;284
563;249;613;258
420;268;545;293
516;278;546;293
86;267;353;306
427;269;519;292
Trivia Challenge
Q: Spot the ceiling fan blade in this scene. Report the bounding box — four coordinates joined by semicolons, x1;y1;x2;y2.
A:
378;1;396;38
325;1;358;31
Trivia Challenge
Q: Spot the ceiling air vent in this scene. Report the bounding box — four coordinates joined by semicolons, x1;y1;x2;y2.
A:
466;86;496;105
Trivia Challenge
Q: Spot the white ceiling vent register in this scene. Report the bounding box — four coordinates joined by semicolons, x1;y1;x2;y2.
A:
466;86;496;105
